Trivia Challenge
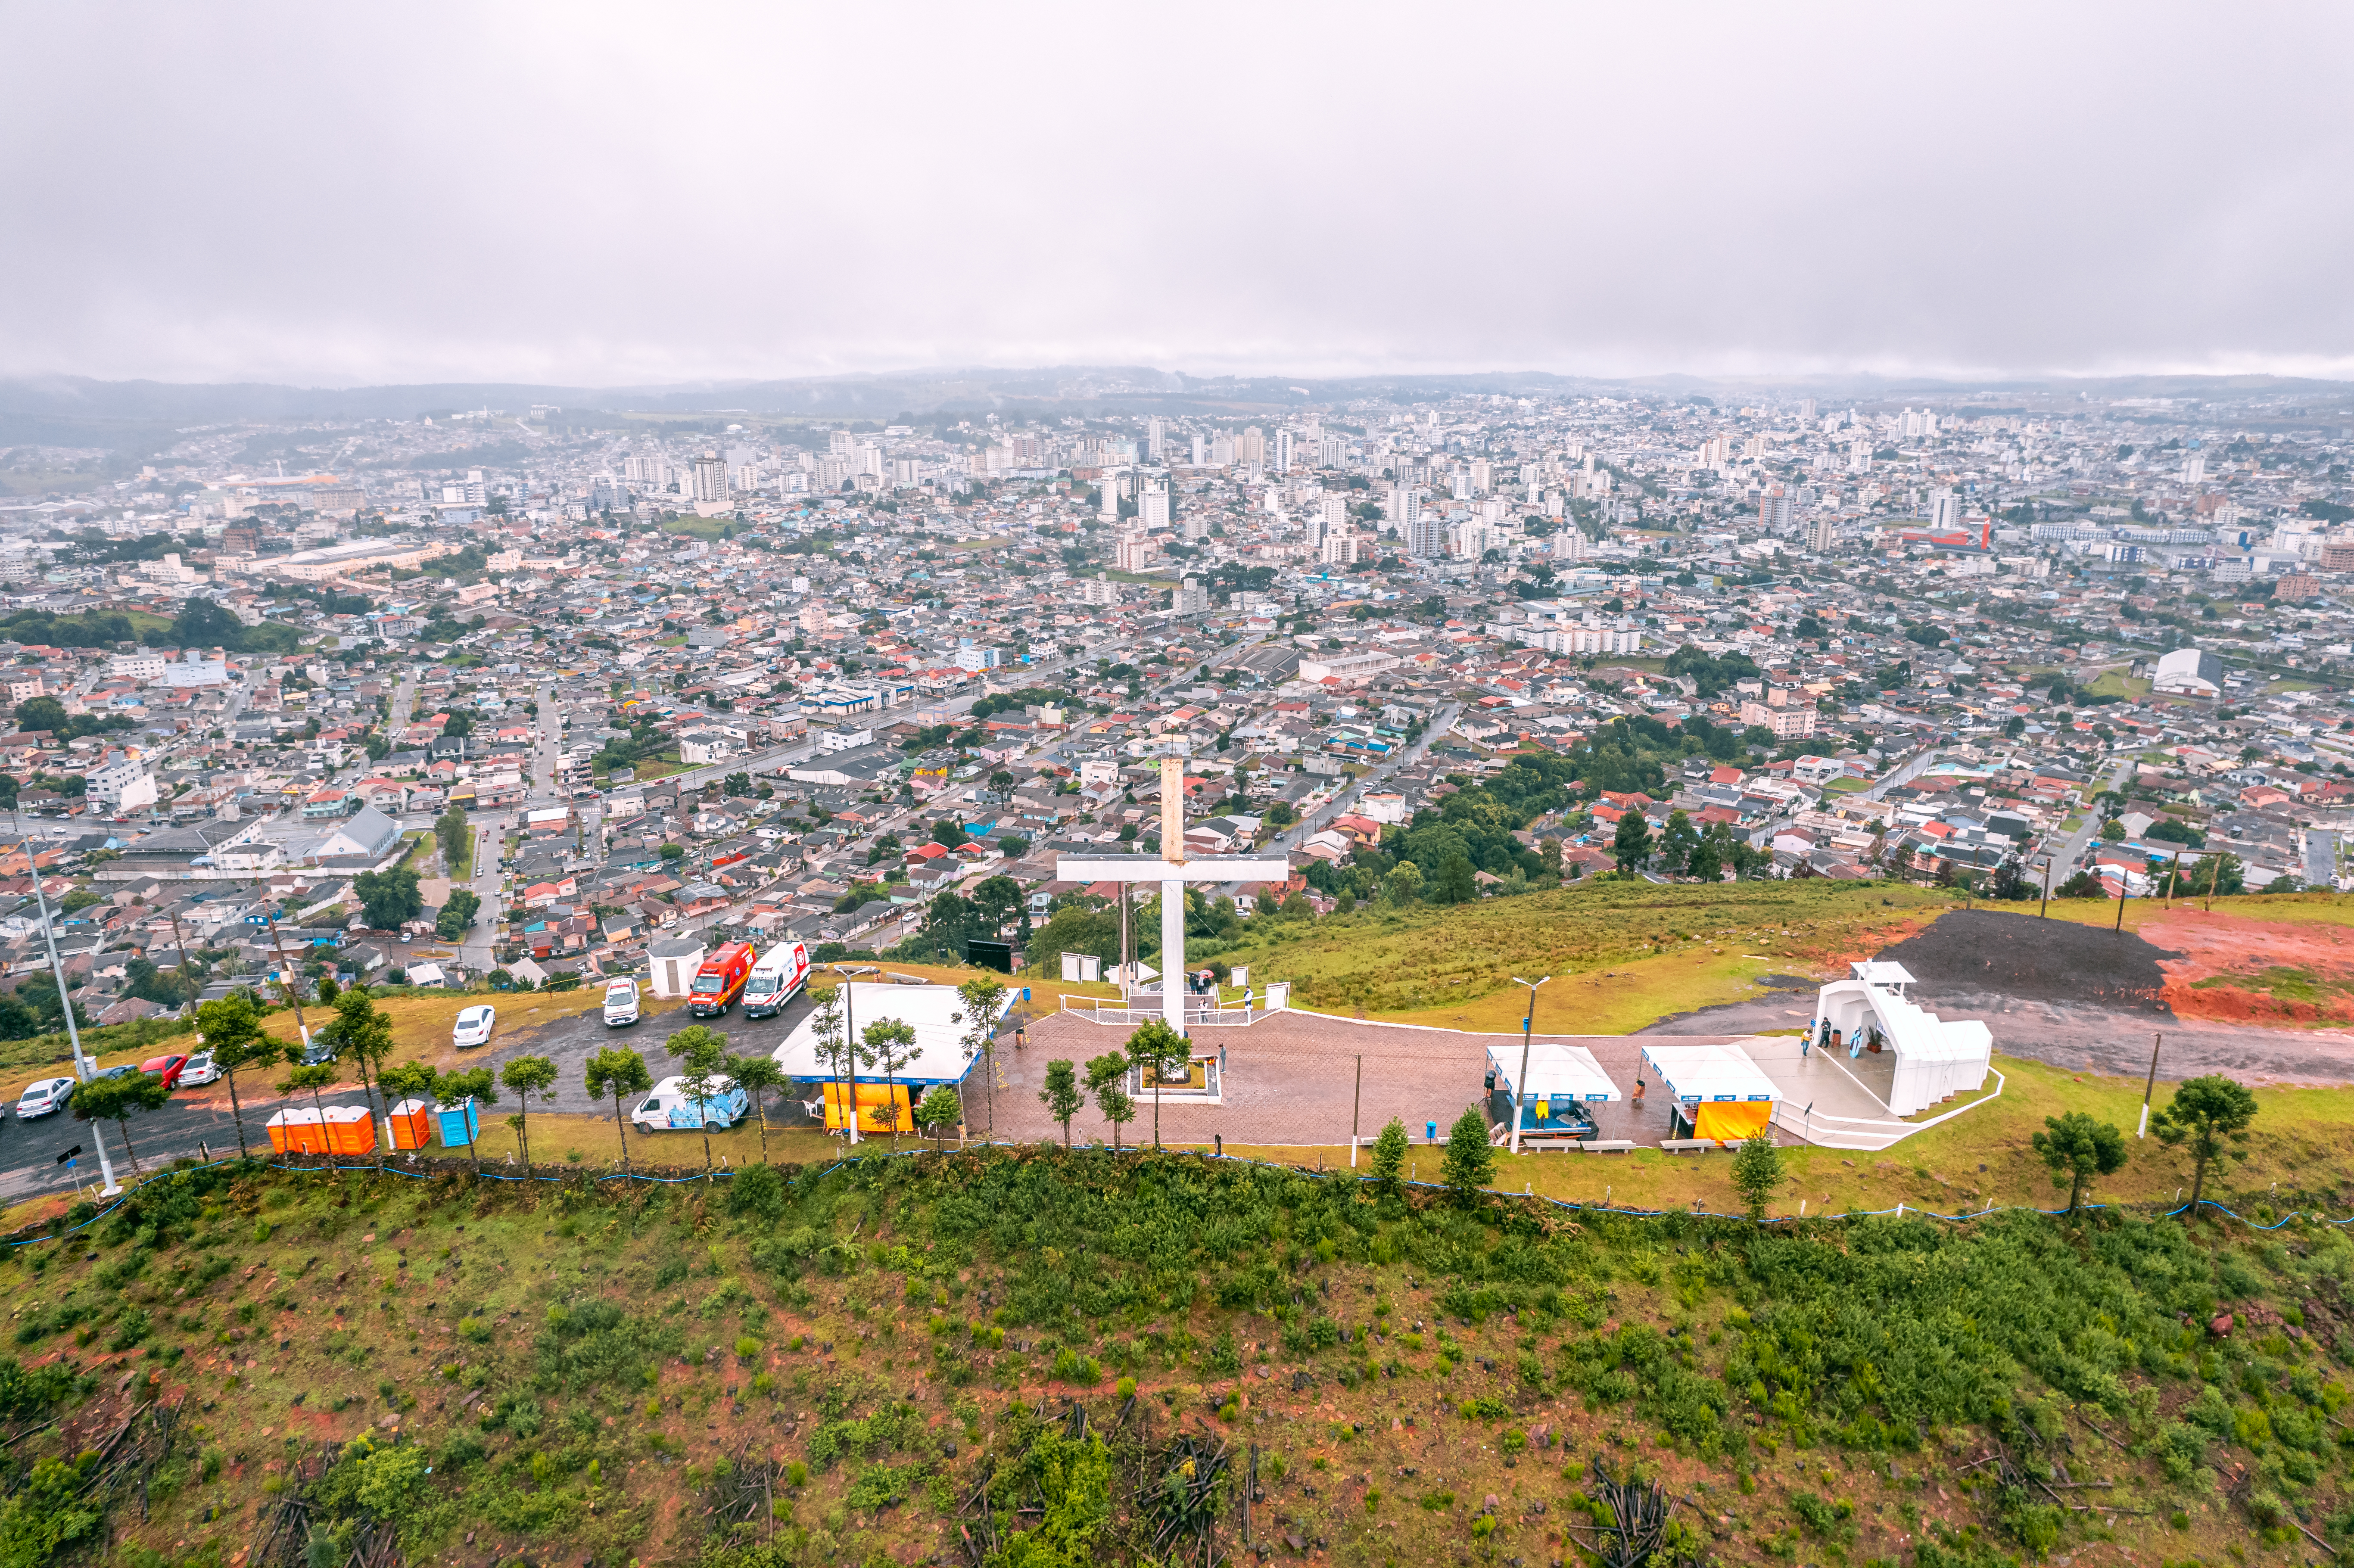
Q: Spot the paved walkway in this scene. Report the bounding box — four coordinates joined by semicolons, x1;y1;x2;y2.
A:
981;1009;1757;1151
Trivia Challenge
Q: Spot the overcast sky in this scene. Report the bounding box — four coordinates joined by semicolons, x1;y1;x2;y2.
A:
5;3;2352;389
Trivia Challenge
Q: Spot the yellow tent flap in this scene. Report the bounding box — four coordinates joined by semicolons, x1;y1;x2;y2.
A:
822;1082;914;1133
1693;1101;1773;1142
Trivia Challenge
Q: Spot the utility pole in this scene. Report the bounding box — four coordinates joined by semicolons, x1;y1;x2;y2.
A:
2163;849;2181;909
2113;873;2128;933
1508;975;1551;1156
2138;1032;2163;1139
265;914;312;1053
1349;1053;1362;1168
2038;857;2051;918
16;821;117;1196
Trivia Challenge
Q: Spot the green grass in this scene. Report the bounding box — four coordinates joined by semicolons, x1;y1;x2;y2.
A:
4;1130;2343;1568
1821;775;1871;793
660;515;733;541
1214;879;1960;1025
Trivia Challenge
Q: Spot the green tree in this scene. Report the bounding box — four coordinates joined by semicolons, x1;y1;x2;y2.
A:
1040;1059;1083;1150
954;974;1007;1139
806;986;866;1142
666;1024;732;1176
72;1070;171;1178
584;1047;654;1175
498;1055;559;1167
2031;1111;2128;1220
729;1052;787;1163
277;1062;342;1151
1658;809;1699;877
438;1066;498;1171
194;992;279;1159
1370;1116;1409;1195
915;1084;962;1151
861;1017;918;1150
435;888;481;940
1611;810;1653;874
1436;852;1477;904
1123;1018;1188;1149
12;696;67;735
377;1058;439;1126
1729;1129;1785;1220
1440;1104;1496;1203
2153;1074;2259;1218
434;805;471;875
1084;1052;1134;1152
1384;859;1423;906
723;771;752;797
352;866;423;929
319;985;396;1136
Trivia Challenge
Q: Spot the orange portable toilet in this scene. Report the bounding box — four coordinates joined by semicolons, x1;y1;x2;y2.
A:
268;1107;326;1155
322;1104;375;1155
387;1098;432;1151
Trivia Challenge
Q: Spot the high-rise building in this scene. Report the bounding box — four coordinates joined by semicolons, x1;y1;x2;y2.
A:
1759;487;1793;532
1317;435;1348;469
1928;489;1962;530
1319;529;1361;566
1807;511;1836;553
691;452;729;504
1115;531;1158;572
1140;476;1171;529
1274;429;1294;473
1402;490;1444;559
1848;440;1872;474
1236;427;1267;468
1146;417;1165;460
1190;433;1206;467
1099;473;1121;523
1317;493;1348;546
1469;457;1491;494
1177;577;1210;614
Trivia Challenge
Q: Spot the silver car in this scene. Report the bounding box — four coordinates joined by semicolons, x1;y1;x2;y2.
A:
180;1051;222;1087
16;1078;75;1118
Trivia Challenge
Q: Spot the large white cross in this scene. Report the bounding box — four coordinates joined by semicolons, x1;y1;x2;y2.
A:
1056;754;1290;1036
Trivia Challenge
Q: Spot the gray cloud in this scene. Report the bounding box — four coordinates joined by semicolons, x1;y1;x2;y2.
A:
4;2;2351;386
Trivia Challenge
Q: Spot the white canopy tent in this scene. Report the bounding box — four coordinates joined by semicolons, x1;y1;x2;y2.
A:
1638;1043;1778;1142
771;980;1015;1140
1485;1041;1621;1142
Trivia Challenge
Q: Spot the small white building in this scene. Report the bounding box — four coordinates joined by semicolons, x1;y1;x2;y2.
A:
2152;646;2222;697
1809;961;1992;1117
86;756;158;813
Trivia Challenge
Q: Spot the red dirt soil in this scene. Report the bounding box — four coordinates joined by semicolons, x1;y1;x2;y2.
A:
2142;907;2354;1027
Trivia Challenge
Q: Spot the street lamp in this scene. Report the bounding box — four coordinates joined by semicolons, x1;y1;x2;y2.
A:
1508;975;1551;1156
15;807;118;1196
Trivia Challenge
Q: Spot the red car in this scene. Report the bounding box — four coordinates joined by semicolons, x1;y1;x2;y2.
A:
140;1054;191;1089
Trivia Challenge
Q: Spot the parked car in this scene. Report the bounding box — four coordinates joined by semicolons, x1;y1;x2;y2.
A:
601;980;641;1027
16;1078;74;1118
452;1005;497;1049
140;1054;191;1089
630;1074;747;1132
300;1037;339;1066
180;1051;221;1087
91;1064;138;1083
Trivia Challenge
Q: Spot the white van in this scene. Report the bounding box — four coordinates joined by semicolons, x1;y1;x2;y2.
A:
739;941;811;1020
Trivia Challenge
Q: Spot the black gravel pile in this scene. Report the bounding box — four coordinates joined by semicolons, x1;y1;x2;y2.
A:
1874;908;2181;1015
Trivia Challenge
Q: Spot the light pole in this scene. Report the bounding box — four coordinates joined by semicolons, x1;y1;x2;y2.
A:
15;812;118;1196
1508;975;1551;1156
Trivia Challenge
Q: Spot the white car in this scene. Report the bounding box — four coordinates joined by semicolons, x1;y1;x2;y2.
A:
180;1051;222;1087
451;1005;497;1049
601;980;641;1027
16;1078;75;1118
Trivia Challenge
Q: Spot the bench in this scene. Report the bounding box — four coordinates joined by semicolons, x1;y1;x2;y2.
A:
1572;1139;1638;1154
1659;1138;1719;1154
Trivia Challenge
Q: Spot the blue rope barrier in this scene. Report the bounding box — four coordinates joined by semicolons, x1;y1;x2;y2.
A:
6;1142;2345;1251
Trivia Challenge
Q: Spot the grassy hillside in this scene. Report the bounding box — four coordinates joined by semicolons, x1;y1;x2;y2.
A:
1212;880;1962;1027
0;1145;2346;1568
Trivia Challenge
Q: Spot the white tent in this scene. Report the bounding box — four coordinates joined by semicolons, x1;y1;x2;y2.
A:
1485;1041;1621;1141
770;981;1013;1089
1638;1043;1778;1142
1812;961;1993;1116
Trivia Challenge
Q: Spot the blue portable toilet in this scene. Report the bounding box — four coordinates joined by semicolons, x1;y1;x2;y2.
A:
435;1096;481;1148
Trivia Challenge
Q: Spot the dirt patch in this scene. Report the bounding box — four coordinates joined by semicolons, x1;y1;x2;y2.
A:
2140;907;2354;1025
1872;908;2179;1014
